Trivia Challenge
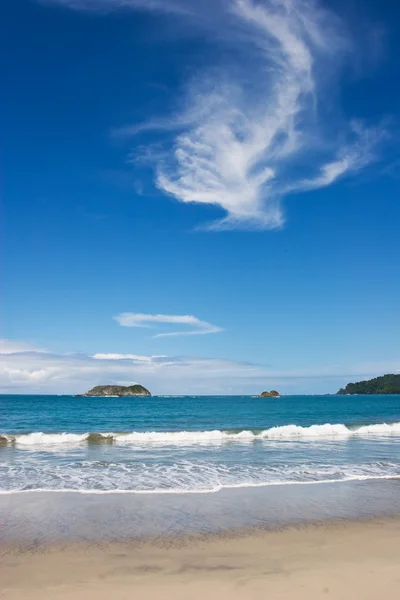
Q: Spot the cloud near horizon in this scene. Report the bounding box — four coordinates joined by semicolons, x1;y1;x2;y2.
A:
1;339;399;395
0;339;44;354
45;0;386;230
113;312;223;338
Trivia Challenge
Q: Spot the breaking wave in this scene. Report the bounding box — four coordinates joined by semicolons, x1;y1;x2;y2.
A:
1;421;400;446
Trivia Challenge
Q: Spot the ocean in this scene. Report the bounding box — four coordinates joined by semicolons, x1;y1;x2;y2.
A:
1;394;400;494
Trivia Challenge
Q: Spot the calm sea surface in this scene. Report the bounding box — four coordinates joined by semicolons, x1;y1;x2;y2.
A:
0;394;399;494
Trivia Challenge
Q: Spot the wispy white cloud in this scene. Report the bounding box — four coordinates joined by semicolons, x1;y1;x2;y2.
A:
0;339;44;354
292;122;388;192
45;0;386;229
1;339;399;395
41;0;189;13
113;312;223;337
93;353;167;361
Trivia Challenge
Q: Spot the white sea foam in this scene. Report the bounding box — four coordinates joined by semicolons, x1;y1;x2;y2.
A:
2;422;400;446
0;463;399;495
9;433;89;445
352;423;400;435
114;429;255;443
1;476;400;496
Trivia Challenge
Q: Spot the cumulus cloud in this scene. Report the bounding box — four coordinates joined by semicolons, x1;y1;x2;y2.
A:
45;0;386;229
113;312;223;338
1;340;399;395
0;343;262;394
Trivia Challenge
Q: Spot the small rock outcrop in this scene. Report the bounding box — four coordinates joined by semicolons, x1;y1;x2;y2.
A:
79;384;151;397
260;390;280;398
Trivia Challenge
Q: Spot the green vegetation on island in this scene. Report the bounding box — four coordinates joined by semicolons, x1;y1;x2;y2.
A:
79;384;151;397
260;390;280;397
337;374;400;395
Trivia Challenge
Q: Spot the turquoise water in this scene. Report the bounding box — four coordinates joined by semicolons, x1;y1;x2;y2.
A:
0;394;399;493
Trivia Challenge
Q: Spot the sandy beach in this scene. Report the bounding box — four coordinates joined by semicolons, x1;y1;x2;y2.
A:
1;517;399;599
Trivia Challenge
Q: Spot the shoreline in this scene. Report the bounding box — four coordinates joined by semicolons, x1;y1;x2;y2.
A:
1;517;400;599
1;472;399;494
2;479;400;545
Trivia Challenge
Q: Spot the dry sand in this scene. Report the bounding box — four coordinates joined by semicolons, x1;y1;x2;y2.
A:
1;518;400;599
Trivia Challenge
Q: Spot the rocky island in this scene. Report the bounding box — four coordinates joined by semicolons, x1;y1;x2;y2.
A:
260;390;280;398
78;384;151;397
337;374;400;395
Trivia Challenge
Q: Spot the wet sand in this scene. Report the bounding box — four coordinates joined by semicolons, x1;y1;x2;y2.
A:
2;479;400;544
1;517;400;599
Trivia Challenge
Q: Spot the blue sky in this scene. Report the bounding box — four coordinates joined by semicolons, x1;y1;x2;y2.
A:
1;0;400;394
